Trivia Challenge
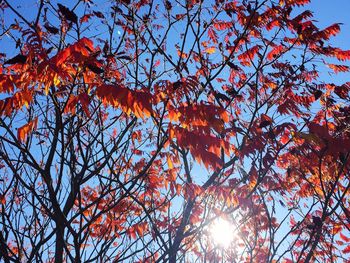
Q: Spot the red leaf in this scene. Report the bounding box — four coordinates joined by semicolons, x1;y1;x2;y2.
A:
343;245;350;254
334;49;350;61
340;232;350;242
308;123;331;141
334;84;349;99
170;126;230;169
284;0;311;7
154;59;161;67
208;27;218;44
313;23;341;41
259;114;273;128
80;14;93;24
96;84;152;118
290;215;297;226
53;37;95;66
266;20;280;31
0;75;14;93
126;227;137;240
213;21;233;31
238;45;261;66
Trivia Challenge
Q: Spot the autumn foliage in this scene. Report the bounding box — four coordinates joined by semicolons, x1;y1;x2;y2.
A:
0;0;350;262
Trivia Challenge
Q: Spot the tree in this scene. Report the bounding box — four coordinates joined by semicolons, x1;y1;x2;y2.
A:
0;0;349;262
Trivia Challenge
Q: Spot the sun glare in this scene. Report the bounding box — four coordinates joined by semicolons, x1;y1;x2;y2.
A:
209;217;236;248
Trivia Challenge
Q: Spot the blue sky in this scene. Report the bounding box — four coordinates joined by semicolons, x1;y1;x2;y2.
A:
0;1;350;261
305;1;350;85
308;0;350;48
2;1;350;55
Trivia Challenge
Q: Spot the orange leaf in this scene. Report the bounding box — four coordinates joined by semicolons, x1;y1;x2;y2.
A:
204;47;216;54
64;96;78;115
327;63;350;73
267;45;285;61
17;117;38;143
0;194;5;205
167;155;173;169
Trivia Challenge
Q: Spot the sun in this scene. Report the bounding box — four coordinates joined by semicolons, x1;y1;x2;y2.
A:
209;217;236;248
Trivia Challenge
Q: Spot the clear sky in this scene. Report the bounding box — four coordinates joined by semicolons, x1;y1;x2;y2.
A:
1;1;350;261
2;1;350;52
301;1;350;84
308;0;350;48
